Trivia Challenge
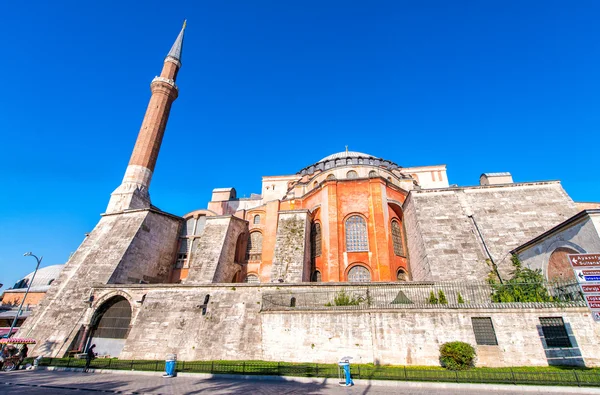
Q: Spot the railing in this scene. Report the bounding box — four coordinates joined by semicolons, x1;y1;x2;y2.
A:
261;280;585;311
26;358;600;387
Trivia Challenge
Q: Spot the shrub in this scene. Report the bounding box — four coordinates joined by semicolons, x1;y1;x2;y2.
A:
439;341;476;370
325;290;363;306
427;291;438;304
457;292;465;304
438;290;448;305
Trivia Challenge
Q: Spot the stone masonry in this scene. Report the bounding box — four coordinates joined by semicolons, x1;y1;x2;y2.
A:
18;209;181;357
91;283;600;367
404;182;578;281
184;216;248;284
270;210;311;283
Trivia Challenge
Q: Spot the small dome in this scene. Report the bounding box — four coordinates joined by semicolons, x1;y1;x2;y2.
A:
318;151;376;163
10;264;65;292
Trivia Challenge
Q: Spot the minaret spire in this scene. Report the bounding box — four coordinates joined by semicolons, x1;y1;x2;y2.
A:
167;20;186;62
106;23;186;214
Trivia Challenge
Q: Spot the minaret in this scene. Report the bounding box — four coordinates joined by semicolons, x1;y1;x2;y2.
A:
106;22;186;214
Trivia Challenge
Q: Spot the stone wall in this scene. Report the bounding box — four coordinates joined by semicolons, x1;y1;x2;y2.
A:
87;284;600;367
270;210;311;283
184;216;248;284
404;182;578;281
109;211;181;284
17;209;180;357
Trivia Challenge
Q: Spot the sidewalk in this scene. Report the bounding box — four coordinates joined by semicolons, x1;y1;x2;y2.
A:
1;368;600;395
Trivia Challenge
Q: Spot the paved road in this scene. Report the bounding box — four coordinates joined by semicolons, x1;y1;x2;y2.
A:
1;370;598;395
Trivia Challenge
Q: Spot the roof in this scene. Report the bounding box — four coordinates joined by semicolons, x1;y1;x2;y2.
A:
9;264;64;292
481;172;512;177
511;209;600;254
166;21;186;62
318;151;376;163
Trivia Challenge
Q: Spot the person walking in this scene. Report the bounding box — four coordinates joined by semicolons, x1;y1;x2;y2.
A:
84;344;96;373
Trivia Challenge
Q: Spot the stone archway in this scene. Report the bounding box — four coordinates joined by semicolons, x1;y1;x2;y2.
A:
547;247;578;282
88;296;132;358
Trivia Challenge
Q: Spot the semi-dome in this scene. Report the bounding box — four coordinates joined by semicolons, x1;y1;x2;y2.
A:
10;264;64;293
298;151;400;176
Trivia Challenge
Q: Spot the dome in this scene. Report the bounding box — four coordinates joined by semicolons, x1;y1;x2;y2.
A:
298;151;400;176
318;151;376;163
10;264;64;292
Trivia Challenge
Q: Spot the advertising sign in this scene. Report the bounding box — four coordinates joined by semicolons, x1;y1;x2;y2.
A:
568;253;600;323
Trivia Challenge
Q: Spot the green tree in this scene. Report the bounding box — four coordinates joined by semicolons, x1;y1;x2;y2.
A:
457;292;465;304
427;291;438;304
438;290;448;305
489;255;553;303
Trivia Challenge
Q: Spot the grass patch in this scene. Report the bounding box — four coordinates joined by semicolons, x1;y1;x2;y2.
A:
25;357;600;387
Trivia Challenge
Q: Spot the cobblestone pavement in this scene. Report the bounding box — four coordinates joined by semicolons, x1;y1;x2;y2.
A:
1;370;598;395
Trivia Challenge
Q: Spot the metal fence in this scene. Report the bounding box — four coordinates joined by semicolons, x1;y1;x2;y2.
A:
261;281;585;311
28;358;600;387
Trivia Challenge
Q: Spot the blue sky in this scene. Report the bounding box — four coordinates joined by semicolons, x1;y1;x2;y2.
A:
1;1;599;291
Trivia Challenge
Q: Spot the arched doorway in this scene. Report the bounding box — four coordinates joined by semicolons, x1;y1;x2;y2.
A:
547;247;578;282
88;296;132;358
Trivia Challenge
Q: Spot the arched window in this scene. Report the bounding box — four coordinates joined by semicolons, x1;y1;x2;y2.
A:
368;170;377;178
345;215;368;252
391;220;404;256
348;265;371;282
253;215;260;225
245;274;260;283
346;170;358;179
246;232;263;261
397;268;408;281
311;222;322;258
312;270;322;282
313;181;318;190
290;297;296;307
326;174;336;181
548;247;578;281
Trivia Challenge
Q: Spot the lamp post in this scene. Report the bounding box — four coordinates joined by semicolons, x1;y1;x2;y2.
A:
4;253;43;340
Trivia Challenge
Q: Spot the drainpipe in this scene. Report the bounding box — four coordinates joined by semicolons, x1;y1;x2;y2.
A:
469;215;503;284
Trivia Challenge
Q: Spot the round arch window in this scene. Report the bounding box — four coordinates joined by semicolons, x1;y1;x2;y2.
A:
348;265;371;282
368;170;377;178
346;170;358;179
245;274;260;283
326;174;336;181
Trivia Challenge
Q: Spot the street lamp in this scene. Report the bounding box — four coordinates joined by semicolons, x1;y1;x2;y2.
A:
4;253;43;340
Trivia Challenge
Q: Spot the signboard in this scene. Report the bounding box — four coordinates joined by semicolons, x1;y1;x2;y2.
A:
568;253;600;323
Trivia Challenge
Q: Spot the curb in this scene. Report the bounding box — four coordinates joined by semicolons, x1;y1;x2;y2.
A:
29;366;600;393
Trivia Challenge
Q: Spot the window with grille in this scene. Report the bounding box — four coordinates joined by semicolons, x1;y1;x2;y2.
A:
346;215;368;251
245;274;259;283
246;232;263;261
391;220;404;256
253;215;260;225
348;265;371;282
369;170;377;178
326;174;336;180
540;317;571;348
471;317;498;345
311;223;322;258
346;170;358;179
175;238;189;268
92;297;131;339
